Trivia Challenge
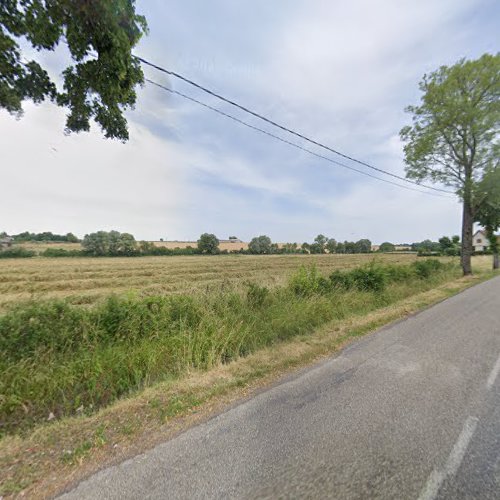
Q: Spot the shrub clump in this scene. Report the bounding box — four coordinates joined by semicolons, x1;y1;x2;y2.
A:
328;259;448;293
330;263;388;292
40;248;85;257
0;247;35;258
413;259;445;278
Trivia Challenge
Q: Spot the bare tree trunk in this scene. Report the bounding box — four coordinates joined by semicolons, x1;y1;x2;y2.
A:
494;253;499;270
461;198;473;275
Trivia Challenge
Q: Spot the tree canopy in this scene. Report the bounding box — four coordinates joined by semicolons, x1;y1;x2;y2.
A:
400;53;500;274
0;0;148;140
379;242;395;253
82;230;137;256
197;233;219;254
248;235;272;254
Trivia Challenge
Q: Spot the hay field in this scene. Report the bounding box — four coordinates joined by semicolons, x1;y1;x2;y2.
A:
0;253;419;312
17;240;250;252
153;240;249;251
17;241;82;251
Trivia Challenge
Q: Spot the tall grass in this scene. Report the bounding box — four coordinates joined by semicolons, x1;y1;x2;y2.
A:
0;260;458;435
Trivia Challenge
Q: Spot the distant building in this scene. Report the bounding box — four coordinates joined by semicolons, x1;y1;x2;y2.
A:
473;229;500;252
220;237;243;244
0;236;13;249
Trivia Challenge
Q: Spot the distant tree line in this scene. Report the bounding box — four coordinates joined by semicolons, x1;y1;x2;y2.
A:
376;236;461;256
244;234;373;255
0;230;476;259
1;231;79;243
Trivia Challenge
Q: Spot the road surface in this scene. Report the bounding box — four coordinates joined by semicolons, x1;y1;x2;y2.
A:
60;276;500;499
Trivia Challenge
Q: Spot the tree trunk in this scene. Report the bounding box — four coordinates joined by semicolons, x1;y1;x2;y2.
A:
494;253;499;270
460;164;474;276
461;197;473;275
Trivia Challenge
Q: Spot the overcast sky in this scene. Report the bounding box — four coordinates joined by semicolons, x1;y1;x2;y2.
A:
1;0;499;243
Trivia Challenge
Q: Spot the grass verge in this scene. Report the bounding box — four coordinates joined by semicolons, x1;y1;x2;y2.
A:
0;262;497;498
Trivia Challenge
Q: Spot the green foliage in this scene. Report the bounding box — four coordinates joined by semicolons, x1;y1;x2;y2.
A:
11;231;79;242
400;53;500;274
336;242;345;254
350;265;387;292
329;259;448;292
65;232;79;243
312;234;327;253
289;265;331;296
475;167;500;260
0;259;459;434
438;235;461;256
379;242;395;252
197;233;219;255
326;238;337;253
400;54;500;192
354;239;372;253
412;239;441;254
246;282;270;308
248;235;272;254
82;230;137;256
281;242;299;254
330;264;386;292
413;259;445;279
0;0;148;140
329;270;355;289
40;248;84;257
0;247;35;258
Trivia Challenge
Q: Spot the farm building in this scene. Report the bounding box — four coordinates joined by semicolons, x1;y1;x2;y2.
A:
0;236;13;249
473;229;500;252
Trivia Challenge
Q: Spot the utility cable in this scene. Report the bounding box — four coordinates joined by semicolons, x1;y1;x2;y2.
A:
146;78;453;198
137;55;454;195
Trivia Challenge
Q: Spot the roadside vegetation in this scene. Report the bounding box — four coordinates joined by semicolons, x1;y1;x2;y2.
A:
1;259;459;435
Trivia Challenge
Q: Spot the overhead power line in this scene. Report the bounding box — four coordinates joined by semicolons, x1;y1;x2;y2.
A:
136;55;454;195
145;78;452;198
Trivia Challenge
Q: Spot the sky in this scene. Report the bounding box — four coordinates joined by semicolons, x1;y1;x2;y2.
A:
1;0;499;244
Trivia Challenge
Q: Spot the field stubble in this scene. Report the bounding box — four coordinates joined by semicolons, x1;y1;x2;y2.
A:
0;254;418;312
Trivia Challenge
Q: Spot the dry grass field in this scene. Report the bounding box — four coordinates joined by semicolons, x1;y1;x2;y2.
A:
17;241;82;251
153;240;249;251
0;253;422;312
17;240;249;251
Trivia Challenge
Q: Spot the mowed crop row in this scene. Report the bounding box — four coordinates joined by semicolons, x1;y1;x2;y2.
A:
0;254;418;312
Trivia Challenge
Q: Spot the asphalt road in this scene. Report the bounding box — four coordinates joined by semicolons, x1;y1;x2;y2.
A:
60;276;500;499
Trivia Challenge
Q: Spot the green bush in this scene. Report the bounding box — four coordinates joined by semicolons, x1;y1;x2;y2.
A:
382;263;416;282
350;265;387;292
41;248;85;257
330;264;386;292
329;260;448;292
329;269;355;289
0;247;35;258
289;265;325;296
413;259;444;278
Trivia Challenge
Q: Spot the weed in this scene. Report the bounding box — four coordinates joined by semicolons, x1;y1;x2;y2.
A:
246;282;270;308
0;258;460;435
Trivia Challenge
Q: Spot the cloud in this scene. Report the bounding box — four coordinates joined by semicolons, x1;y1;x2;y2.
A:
1;0;496;242
0;103;188;239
